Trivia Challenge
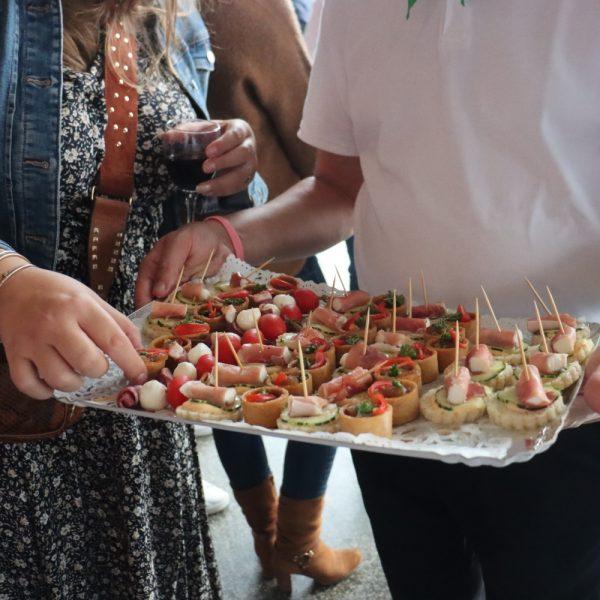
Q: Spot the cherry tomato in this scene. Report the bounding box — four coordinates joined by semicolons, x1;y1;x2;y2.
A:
196;354;215;376
258;314;287;341
245;392;277;403
280;304;302;322
292;288;319;314
213;332;242;365
172;322;210;337
167;375;190;408
241;328;262;345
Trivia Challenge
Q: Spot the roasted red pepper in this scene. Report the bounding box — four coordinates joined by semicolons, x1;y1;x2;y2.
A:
246;391;277;403
273;371;288;386
269;275;298;292
218;289;250;300
172;322;210;337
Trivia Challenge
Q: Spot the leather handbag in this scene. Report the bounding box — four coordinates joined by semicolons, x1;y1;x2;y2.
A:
0;24;138;443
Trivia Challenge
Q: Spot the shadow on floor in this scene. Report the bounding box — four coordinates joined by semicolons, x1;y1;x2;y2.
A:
197;434;391;600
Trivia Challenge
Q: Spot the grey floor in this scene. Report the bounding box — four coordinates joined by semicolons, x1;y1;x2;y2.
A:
196;433;392;600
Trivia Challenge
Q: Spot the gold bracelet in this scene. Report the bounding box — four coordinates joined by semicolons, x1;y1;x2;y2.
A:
0;264;35;292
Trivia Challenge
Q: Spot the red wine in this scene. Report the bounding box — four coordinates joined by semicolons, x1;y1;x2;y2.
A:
166;156;213;189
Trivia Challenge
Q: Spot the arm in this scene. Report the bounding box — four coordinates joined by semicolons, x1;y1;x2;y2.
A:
135;149;363;305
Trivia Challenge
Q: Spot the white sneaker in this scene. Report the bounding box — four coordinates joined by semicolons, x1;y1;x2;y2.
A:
194;425;213;438
202;480;230;515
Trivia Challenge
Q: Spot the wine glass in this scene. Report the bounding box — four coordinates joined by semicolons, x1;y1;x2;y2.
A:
161;119;222;221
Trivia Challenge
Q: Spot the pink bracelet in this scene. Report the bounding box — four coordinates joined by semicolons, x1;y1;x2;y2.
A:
204;216;245;261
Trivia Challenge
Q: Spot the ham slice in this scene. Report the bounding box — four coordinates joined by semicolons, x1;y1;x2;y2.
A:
179;280;210;301
412;303;446;318
230;272;249;288
214;363;268;387
331;290;371;313
287;395;329;418
529;352;568;375
312;306;347;331
278;328;327;349
117;385;141;408
150;301;187;319
341;342;388;371
551;325;576;354
394;317;430;332
180;380;237;408
251;290;273;305
167;341;187;362
375;330;412;347
444;366;471;405
526;313;577;333
238;344;292;367
318;367;373;403
516;364;552;408
158;367;173;386
479;328;519;349
466;344;494;374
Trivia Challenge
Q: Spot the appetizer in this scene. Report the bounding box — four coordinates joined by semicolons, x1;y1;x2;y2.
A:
339;395;393;438
176;380;242;421
373;357;422;391
138;348;168;378
144;300;188;338
461;343;514;391
242;385;289;429
367;378;419;426
396;342;438;384
517;352;582;391
427;329;469;372
477;328;533;366
277;395;339;433
318;366;373;405
176;279;211;305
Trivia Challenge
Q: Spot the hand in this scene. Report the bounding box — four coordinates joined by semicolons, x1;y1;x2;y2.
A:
583;348;600;413
196;119;258;197
0;268;147;399
135;220;233;308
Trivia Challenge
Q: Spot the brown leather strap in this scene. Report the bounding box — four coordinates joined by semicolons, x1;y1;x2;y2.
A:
88;25;139;299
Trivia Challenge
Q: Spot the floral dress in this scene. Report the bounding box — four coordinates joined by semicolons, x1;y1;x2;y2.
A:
0;53;221;599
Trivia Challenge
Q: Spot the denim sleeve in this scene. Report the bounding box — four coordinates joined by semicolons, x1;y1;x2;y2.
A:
0;240;15;252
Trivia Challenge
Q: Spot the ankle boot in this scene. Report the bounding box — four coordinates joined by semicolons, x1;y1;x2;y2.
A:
272;495;362;593
232;476;278;579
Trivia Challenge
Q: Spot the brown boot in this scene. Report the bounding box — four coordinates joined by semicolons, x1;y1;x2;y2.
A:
232;476;278;579
272;495;362;593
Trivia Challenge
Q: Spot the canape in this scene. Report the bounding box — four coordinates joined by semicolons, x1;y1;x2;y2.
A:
241;385;289;429
339;396;393;438
176;380;242;422
367;378;419;426
277;395;339;433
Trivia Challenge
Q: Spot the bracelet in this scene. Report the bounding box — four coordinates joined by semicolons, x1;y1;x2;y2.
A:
204;216;245;261
0;264;35;292
0;251;26;265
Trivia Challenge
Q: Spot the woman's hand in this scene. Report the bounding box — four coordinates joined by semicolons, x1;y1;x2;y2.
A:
583;348;600;413
0;268;147;399
196;119;258;197
135;220;233;308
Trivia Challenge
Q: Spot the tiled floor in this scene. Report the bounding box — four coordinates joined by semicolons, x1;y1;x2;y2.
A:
197;433;392;600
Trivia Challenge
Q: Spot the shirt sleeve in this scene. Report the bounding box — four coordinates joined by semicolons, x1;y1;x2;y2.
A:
298;0;358;157
0;240;14;252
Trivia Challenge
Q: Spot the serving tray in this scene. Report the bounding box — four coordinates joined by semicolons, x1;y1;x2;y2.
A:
56;256;600;467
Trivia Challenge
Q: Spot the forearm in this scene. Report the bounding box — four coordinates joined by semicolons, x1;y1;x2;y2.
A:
226;174;354;264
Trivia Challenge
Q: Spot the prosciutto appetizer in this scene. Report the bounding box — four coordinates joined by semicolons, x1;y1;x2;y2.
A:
550;325;577;354
238;344;292;367
287;395;329;418
411;303;446;319
179;280;210;302
526;313;577;333
251;290;273;305
479;328;519;349
394;317;430;333
180;380;238;408
150;301;187;320
375;330;412;347
117;385;141;409
212;363;268;387
158;367;174;387
466;344;494;374
312;306;347;331
515;365;553;408
331;290;371;313
318;366;373;403
443;367;485;405
528;352;568;376
166;340;187;362
341;342;387;371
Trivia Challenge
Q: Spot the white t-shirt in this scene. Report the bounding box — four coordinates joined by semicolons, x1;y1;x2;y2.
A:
299;0;600;320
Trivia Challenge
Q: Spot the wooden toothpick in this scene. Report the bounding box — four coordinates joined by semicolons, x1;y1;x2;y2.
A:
169;266;186;304
252;312;264;351
420;270;429;308
327;274;337;310
225;334;243;368
524;277;551;315
307;310;313;327
245;257;276;280
517;326;529;380
362;306;371;356
213;334;220;388
475;297;480;348
408;277;413;319
454;320;460;377
297;339;309;398
480;285;501;332
199;248;216;283
334;266;347;295
546;286;565;334
534;301;549;354
392;289;397;334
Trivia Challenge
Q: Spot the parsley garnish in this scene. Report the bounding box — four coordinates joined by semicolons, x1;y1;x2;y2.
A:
388;363;400;377
399;344;418;359
356;400;375;417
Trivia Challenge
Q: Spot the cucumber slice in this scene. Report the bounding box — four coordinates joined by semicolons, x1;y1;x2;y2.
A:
190;398;241;412
496;386;560;409
279;406;338;427
434;389;454;411
152;317;181;328
471;361;505;383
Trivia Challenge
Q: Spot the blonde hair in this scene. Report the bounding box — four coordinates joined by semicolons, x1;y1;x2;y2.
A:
62;0;182;77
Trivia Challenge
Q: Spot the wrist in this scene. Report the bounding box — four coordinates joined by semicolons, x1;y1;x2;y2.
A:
204;216;244;260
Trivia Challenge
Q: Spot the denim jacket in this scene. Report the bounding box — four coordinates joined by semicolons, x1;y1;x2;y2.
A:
0;0;267;267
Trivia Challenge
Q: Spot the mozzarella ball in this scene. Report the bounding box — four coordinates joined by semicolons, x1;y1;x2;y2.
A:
273;294;296;310
236;308;262;331
260;303;280;316
188;342;212;365
173;361;198;380
139;380;168;412
223;304;237;324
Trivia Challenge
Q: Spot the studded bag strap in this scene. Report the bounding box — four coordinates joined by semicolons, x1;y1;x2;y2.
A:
88;23;139;300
